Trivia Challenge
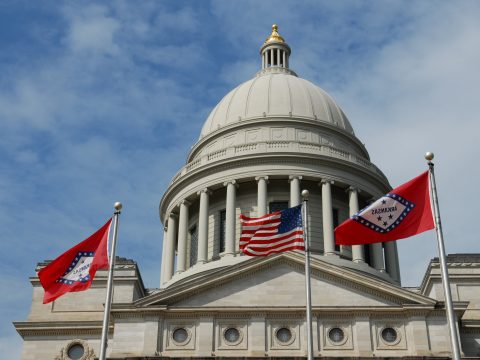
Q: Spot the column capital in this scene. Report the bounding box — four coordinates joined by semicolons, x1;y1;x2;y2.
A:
346;185;361;194
168;212;178;219
223;179;239;188
289;175;303;182
255;176;269;182
197;188;212;196
180;199;191;207
319;178;334;186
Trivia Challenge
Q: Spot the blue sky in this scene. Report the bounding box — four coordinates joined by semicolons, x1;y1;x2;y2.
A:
2;1;480;357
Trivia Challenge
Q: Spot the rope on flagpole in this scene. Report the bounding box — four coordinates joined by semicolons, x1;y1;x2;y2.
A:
425;152;461;360
301;190;314;360
99;202;122;360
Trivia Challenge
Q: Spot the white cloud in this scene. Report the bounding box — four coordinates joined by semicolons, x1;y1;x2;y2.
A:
66;5;120;55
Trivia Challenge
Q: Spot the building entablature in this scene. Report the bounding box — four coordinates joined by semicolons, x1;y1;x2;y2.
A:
189;116;370;163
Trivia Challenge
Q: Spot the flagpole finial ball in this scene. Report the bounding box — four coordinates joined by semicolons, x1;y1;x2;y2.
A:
424;152;434;161
114;202;123;210
301;189;309;199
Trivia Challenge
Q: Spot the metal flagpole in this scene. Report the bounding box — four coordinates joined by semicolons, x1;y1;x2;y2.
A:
99;202;122;360
425;152;461;360
301;190;314;360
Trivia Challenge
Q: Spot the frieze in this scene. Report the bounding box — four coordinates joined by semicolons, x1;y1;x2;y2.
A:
189;116;365;161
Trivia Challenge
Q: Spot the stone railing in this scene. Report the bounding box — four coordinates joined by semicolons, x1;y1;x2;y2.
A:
169;141;387;185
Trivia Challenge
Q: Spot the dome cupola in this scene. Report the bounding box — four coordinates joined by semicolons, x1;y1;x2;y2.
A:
260;24;292;72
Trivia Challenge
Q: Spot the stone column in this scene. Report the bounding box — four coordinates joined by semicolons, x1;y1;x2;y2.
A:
256;176;268;216
282;50;286;68
321;179;336;256
289;175;302;207
164;213;177;282
197;188;211;264
348;186;365;263
224;180;238;256
384;241;401;283
160;226;167;286
277;48;280;66
176;200;190;273
371;243;385;272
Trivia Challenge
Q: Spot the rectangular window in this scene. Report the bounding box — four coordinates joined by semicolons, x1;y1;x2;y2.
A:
269;201;289;213
333;208;340;251
189;225;198;267
219;209;226;253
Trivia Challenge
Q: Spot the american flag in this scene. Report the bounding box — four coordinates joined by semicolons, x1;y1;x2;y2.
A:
240;205;305;256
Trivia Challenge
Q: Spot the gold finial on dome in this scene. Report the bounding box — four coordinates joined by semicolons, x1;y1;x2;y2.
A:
264;24;285;44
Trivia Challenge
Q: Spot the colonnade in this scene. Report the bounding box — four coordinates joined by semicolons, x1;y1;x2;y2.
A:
161;177;399;285
262;46;288;69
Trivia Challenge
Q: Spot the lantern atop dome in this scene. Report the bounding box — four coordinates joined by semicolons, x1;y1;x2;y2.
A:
260;24;291;71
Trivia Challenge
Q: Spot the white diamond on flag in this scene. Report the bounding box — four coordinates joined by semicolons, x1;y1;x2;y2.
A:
352;193;415;233
57;251;95;284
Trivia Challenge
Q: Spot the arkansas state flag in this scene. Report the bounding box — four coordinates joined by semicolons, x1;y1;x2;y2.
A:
38;218;112;304
335;171;434;245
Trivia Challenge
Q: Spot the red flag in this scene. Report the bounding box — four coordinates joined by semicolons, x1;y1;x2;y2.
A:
38;218;112;304
335;171;434;245
240;205;304;256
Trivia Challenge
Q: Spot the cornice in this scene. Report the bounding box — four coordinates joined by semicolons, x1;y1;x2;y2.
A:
160;153;391;221
14;321;112;338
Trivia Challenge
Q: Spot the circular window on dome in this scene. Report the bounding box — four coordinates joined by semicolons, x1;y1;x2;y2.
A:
172;327;189;345
276;327;293;344
381;327;398;344
224;327;241;344
67;343;84;360
328;327;345;344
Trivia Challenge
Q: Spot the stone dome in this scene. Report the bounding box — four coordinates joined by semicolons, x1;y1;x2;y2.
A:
159;24;397;292
200;71;355;138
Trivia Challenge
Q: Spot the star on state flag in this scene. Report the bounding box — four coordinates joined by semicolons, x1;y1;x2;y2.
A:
335;171;435;245
38;218;112;304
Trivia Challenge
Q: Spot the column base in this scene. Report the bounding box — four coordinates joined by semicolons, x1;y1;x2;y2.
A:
352;259;365;264
324;252;339;257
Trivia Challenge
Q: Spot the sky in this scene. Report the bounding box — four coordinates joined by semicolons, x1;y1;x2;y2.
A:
1;1;479;357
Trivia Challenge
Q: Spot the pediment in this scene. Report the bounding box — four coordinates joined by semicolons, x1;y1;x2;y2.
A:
136;253;435;309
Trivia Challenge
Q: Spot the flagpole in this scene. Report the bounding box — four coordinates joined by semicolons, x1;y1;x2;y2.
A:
425;152;461;360
301;190;314;360
99;202;122;360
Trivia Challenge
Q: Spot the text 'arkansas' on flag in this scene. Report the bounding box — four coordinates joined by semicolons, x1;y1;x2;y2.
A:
38;218;112;304
335;171;435;246
240;205;304;256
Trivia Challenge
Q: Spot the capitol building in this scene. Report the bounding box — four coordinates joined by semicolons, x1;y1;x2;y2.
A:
15;25;480;359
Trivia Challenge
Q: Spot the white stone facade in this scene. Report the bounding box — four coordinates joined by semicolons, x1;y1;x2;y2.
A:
15;25;480;359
